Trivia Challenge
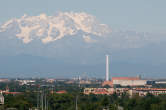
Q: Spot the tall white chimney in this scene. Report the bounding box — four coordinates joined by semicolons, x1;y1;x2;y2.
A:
106;55;109;81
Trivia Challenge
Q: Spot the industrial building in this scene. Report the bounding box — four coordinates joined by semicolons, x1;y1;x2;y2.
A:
112;77;147;86
103;77;147;87
102;55;147;87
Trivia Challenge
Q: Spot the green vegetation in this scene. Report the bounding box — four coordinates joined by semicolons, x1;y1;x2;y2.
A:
123;94;166;110
0;80;166;110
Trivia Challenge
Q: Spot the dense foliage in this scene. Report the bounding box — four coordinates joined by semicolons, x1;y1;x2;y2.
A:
2;92;166;110
1;80;166;110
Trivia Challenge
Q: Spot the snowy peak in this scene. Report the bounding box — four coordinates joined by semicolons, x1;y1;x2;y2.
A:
0;12;111;44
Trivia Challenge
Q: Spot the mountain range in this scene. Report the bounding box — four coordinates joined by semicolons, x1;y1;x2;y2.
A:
0;12;166;78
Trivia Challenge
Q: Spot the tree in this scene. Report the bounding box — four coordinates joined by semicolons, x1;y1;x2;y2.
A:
101;96;110;109
109;104;117;110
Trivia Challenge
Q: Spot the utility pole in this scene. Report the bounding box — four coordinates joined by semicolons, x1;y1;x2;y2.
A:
37;89;39;109
41;92;43;110
76;96;78;110
47;100;49;110
45;93;47;110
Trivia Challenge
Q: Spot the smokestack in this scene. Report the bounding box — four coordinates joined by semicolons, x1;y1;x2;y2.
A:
106;55;109;81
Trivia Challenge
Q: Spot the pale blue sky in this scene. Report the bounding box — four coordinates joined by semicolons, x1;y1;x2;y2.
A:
0;0;166;32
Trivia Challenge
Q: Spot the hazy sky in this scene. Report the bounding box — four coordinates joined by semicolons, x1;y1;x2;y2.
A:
0;0;166;33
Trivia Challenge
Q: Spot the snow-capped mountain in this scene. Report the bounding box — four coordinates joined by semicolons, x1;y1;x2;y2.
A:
0;12;110;44
1;12;166;51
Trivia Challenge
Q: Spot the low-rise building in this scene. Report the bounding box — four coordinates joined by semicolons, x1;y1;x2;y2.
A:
16;80;36;85
46;79;55;83
135;88;166;96
56;90;67;94
84;88;114;95
0;79;10;83
84;87;166;97
79;80;92;84
0;92;4;105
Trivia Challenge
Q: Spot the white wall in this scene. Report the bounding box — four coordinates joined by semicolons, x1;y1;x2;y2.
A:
113;80;147;86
